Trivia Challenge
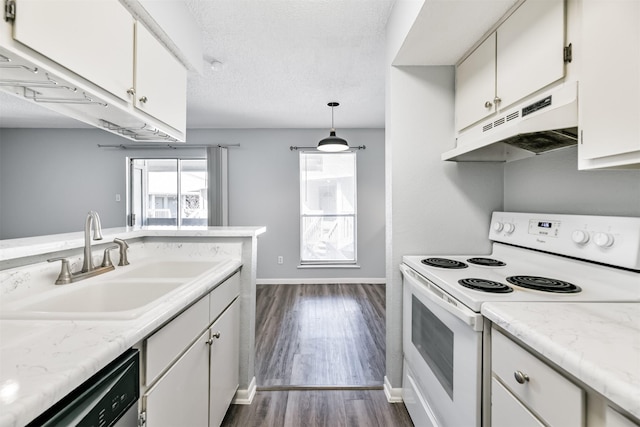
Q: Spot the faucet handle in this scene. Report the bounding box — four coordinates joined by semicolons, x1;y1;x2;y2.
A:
101;246;119;268
113;238;130;266
47;257;73;285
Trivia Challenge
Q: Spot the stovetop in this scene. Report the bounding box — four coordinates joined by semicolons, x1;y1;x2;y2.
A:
402;212;640;313
403;245;640;312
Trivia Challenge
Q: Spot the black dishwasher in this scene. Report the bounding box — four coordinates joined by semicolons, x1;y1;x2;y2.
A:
28;349;140;427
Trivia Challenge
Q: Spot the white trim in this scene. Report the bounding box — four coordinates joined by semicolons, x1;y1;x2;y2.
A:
256;278;386;285
232;376;256;405
297;264;361;269
384;376;404;403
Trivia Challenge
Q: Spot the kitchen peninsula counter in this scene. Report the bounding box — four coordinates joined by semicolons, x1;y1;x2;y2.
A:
0;226;265;427
482;302;640;422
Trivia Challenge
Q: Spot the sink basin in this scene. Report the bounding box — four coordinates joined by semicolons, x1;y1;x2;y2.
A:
0;258;227;321
115;260;222;280
0;280;184;320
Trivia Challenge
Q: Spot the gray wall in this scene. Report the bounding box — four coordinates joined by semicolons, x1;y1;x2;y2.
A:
0;127;385;281
0;128;205;238
385;65;505;389
504;146;640;216
187;128;386;281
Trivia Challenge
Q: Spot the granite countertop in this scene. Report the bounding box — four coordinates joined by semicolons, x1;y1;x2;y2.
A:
482;302;640;420
0;226;267;427
0;258;242;427
0;225;267;262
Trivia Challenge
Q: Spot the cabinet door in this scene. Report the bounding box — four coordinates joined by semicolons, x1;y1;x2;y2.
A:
579;0;640;162
135;22;187;133
455;33;496;131
143;329;210;427
13;0;134;101
209;300;240;427
492;378;545;427
496;0;565;109
606;406;640;427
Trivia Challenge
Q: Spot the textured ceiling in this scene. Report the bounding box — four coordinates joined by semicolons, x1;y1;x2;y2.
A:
0;0;519;130
0;0;394;130
184;0;394;129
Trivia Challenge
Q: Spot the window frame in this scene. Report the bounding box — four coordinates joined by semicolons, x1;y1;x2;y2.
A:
299;150;358;266
127;156;208;227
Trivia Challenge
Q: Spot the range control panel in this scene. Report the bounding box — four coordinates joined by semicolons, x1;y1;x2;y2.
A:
528;220;561;238
489;212;640;270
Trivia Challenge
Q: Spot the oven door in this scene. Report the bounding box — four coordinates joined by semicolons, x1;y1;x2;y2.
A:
401;264;483;427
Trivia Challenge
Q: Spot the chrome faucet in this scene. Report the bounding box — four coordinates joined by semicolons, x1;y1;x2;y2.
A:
82;210;104;272
48;211;118;285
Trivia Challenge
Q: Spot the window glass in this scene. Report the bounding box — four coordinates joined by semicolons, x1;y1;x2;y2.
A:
130;158;207;227
300;152;356;264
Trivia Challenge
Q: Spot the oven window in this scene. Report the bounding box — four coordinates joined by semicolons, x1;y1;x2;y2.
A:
412;295;454;398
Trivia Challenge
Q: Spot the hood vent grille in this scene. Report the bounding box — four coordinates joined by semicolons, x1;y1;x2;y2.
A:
501;127;578;153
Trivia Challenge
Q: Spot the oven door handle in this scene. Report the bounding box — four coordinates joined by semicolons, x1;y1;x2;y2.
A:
400;264;483;331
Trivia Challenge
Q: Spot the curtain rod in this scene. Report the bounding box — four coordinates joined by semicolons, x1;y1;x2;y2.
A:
289;145;366;151
97;144;240;149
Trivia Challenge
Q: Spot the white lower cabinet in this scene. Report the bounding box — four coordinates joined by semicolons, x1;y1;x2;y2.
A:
606;406;640;427
491;377;544;427
209;300;240;427
143;328;210;427
140;272;241;427
491;328;584;427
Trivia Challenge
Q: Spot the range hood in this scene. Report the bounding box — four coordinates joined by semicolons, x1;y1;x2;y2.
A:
443;82;578;162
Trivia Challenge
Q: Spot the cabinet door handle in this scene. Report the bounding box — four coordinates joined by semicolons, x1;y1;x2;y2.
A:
139;96;148;104
494;96;502;105
514;370;530;384
126;88;135;96
206;332;222;345
484;100;493;108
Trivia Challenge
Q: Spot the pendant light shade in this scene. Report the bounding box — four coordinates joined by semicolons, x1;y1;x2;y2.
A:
318;102;349;152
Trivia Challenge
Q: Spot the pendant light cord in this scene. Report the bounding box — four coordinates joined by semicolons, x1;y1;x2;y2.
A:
331;105;335;130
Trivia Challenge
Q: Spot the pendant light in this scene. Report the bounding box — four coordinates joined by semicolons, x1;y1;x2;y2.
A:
317;102;349;152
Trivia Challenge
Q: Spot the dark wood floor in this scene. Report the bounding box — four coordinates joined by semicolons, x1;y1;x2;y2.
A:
221;284;413;426
221;389;413;427
254;284;386;387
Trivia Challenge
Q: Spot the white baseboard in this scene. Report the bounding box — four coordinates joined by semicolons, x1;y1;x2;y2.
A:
232;376;256;405
384;376;404;403
256;278;386;285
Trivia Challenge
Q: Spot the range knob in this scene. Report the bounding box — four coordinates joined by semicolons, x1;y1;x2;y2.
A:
504;223;515;234
493;222;504;232
593;232;614;248
571;230;590;245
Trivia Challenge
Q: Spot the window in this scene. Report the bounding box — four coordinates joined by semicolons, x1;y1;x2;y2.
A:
129;158;207;227
299;151;357;264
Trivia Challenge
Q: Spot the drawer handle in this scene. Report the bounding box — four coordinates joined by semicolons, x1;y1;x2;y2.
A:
206;332;222;345
514;371;530;384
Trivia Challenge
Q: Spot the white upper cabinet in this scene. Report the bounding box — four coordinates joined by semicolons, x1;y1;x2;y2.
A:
496;0;566;110
455;34;497;131
578;0;640;169
134;22;187;134
1;0;191;141
12;0;134;102
455;0;566;132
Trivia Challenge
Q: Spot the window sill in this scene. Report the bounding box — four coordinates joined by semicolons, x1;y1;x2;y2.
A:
297;264;361;269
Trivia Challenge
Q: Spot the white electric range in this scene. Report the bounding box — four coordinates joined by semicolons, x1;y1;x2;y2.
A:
400;212;640;427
